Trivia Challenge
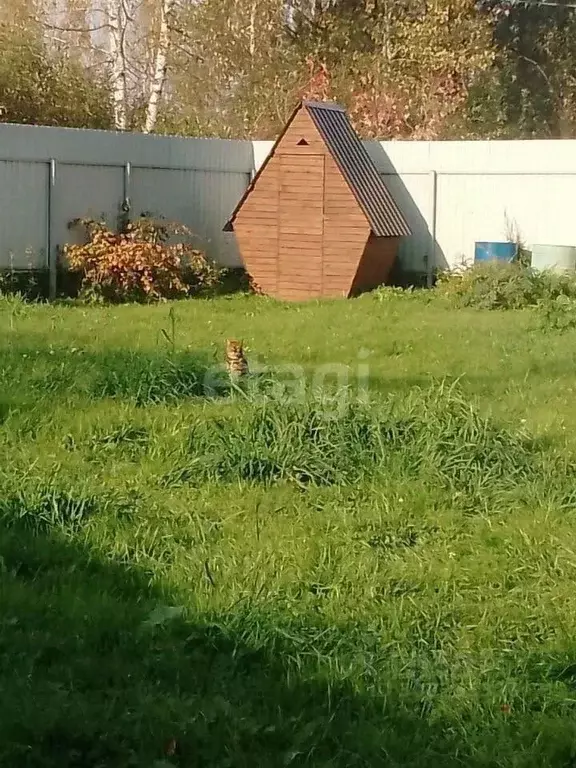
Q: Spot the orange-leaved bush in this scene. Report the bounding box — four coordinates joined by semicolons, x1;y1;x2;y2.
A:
64;216;222;303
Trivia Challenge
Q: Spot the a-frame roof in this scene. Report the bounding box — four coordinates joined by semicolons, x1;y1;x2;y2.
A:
223;100;411;237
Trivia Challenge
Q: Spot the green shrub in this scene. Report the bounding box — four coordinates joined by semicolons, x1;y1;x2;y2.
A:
537;294;576;333
371;285;414;302
436;262;576;310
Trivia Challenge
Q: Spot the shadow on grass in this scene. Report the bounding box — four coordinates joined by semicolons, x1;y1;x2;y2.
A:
5;340;576;411
1;496;576;767
0;347;230;406
0;521;447;768
367;363;576;400
0;517;534;768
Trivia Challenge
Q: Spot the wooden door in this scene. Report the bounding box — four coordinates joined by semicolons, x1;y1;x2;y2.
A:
278;154;324;299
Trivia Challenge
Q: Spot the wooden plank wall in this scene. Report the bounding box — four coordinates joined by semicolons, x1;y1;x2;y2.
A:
233;155;280;295
322;153;370;297
350;235;399;296
278;153;324;300
275;109;328;156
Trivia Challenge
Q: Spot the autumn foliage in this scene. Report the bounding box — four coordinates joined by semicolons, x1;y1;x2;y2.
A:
297;0;494;141
64;216;222;303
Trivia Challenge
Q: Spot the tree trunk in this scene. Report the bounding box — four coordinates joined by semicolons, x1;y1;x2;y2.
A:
106;0;127;130
248;0;256;57
143;0;174;134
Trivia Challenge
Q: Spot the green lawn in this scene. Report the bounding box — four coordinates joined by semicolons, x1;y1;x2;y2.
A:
2;291;576;767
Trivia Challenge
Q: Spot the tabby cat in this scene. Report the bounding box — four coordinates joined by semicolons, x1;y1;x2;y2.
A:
225;339;249;379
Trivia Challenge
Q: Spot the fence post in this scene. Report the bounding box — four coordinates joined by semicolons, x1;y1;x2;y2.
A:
428;169;438;288
123;162;132;220
47;158;57;300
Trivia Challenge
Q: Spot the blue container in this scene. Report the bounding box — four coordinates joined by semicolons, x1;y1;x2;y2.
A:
474;241;517;263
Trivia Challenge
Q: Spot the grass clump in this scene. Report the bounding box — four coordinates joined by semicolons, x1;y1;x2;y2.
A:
0;486;104;533
177;383;545;501
93;349;226;405
0;345;228;406
188;397;382;487
81;423;150;462
0;478;140;534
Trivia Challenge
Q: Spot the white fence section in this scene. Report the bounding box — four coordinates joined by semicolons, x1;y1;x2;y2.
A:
3;122;576;290
366;140;576;275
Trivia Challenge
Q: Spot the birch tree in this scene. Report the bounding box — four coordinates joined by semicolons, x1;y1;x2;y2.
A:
105;0;128;130
30;0;178;131
142;0;174;133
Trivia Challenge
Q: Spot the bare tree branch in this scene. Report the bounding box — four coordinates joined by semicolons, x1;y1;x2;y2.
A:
42;21;111;32
170;39;204;62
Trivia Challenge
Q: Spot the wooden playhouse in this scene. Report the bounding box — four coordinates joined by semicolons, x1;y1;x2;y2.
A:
224;100;411;300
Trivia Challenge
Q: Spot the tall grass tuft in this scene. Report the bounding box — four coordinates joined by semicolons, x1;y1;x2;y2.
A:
93;350;227;405
172;383;547;499
0;487;103;532
0;483;138;533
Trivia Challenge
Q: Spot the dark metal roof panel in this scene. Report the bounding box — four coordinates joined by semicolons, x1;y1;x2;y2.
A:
305;102;411;238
